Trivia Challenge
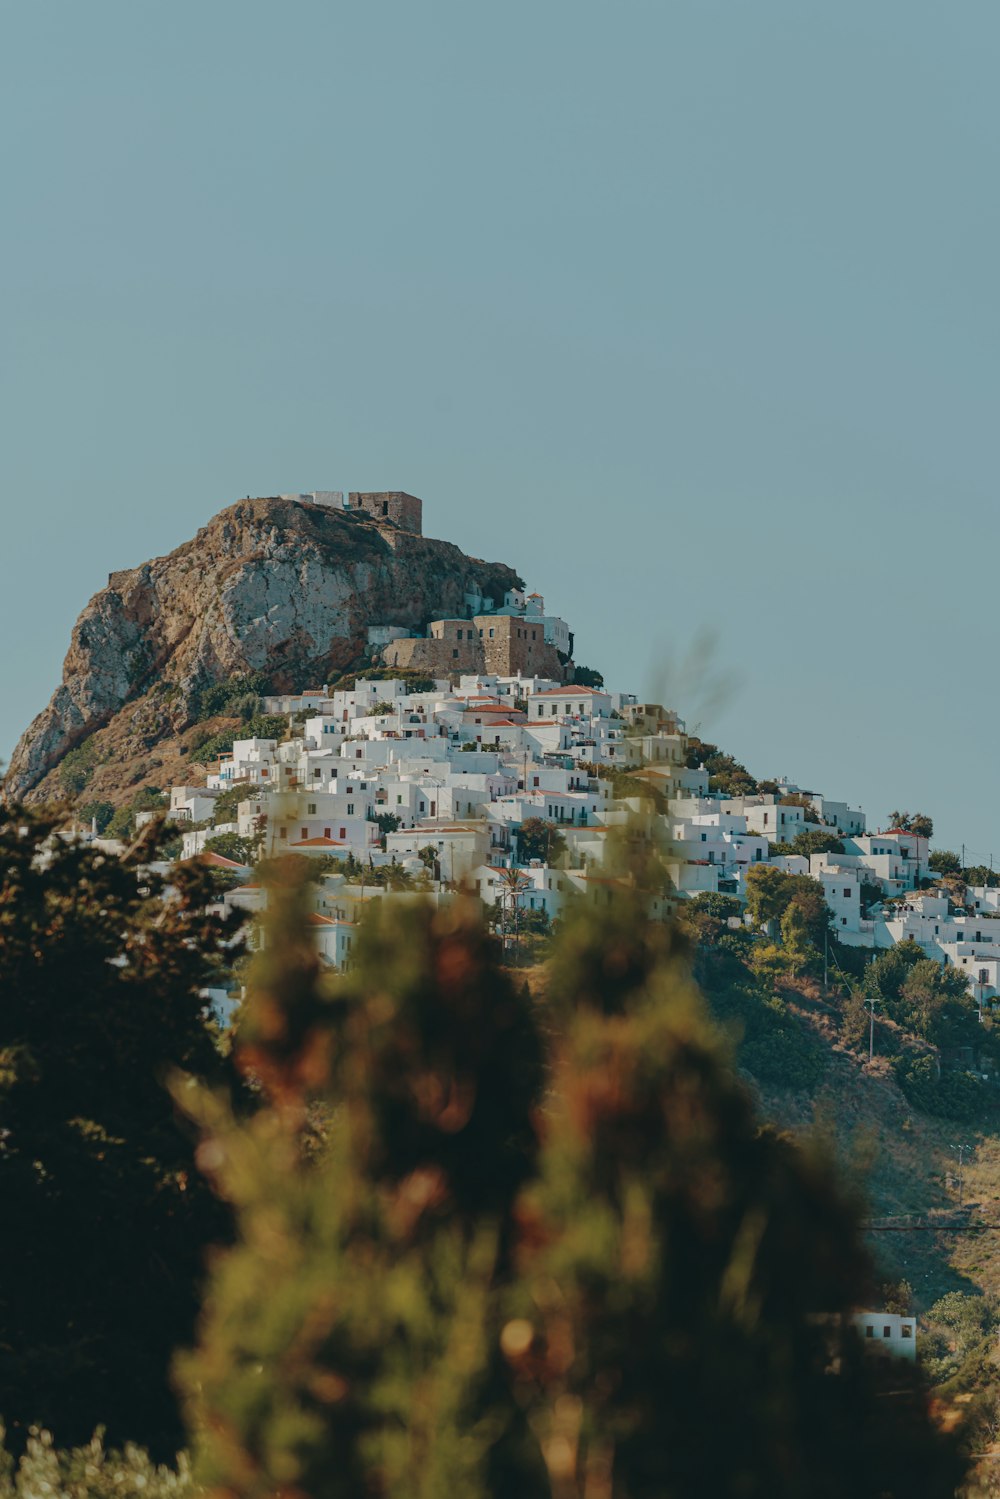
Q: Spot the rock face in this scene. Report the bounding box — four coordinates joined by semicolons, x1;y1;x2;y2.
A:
5;496;524;804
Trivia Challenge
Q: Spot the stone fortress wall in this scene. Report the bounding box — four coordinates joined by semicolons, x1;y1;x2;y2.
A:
382;613;566;680
279;490;423;535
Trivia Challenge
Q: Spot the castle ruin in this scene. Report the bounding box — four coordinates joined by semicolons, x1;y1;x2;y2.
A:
279;490;423;535
347;491;423;534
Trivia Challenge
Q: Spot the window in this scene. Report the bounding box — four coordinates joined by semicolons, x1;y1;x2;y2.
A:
279;827;287;839
347;804;354;815
301;827;308;840
883;1326;891;1339
901;1325;913;1338
324;827;331;839
842;917;847;926
844;889;851;899
452;649;459;658
340;827;346;839
865;1326;874;1339
308;803;316;814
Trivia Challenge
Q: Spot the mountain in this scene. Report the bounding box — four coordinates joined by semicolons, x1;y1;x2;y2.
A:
4;495;525;806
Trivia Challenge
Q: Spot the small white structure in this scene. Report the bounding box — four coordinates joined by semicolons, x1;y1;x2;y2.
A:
852;1312;917;1361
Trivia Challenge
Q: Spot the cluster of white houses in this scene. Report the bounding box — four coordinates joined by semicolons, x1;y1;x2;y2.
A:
121;668;998;1003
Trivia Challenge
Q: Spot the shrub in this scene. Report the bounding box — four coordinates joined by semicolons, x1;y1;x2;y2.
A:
892;1055;986;1121
58;737;102;796
0;1428;195;1499
190;673;270;722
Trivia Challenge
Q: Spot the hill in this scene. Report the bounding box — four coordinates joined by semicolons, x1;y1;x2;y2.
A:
4;495;525;807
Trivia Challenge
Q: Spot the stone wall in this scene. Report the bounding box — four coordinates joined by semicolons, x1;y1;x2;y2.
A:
347;491;423;534
382;613;566;680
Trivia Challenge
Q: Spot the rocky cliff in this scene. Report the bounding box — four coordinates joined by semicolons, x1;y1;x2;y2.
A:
5;496;524;805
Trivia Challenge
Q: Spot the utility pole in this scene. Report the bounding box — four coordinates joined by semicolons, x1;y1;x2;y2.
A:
865;994;880;1063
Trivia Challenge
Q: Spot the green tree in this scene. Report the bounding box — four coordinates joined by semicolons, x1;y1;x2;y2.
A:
792;828;844;857
571;665;604;687
780;900;819;976
889;811;934;839
517;817;567;865
745;864;790;929
896;959;981;1049
203;832;254;866
929;850;962;877
77;799;115;834
178;878;963;1498
687;892;743;922
0;807;242;1454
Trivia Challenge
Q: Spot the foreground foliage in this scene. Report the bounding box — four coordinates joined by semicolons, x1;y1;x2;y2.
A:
0;808;241;1455
178;866;963;1498
0;1428;194;1499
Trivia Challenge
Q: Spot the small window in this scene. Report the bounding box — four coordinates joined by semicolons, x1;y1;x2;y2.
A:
308;803;316;815
901;1325;913;1338
865;1326;874;1339
883;1326;891;1339
844;889;851;899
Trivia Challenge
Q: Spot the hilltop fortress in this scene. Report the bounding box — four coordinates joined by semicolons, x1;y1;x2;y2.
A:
282;488;572;682
280;490;423;534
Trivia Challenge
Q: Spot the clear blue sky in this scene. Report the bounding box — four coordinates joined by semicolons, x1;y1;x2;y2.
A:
2;2;997;857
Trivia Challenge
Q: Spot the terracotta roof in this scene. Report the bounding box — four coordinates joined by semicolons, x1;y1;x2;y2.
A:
196;851;246;869
289;836;347;848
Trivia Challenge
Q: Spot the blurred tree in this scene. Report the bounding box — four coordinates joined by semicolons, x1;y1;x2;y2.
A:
178;868;963;1498
0;806;241;1455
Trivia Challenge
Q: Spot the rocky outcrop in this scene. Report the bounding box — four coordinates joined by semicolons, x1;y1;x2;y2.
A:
5;496;523;803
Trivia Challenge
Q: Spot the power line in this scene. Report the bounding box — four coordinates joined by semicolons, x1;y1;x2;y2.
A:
862;1222;1000;1234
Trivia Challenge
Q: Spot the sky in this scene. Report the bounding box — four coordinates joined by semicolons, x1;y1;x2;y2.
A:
1;1;997;857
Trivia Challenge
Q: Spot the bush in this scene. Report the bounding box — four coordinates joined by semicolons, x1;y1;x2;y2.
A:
892;1054;986;1121
0;1428;195;1499
696;946;826;1091
190;673;270;722
58;737;102;796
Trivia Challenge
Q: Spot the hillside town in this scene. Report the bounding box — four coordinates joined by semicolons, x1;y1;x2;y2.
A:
77;638;1000;1021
